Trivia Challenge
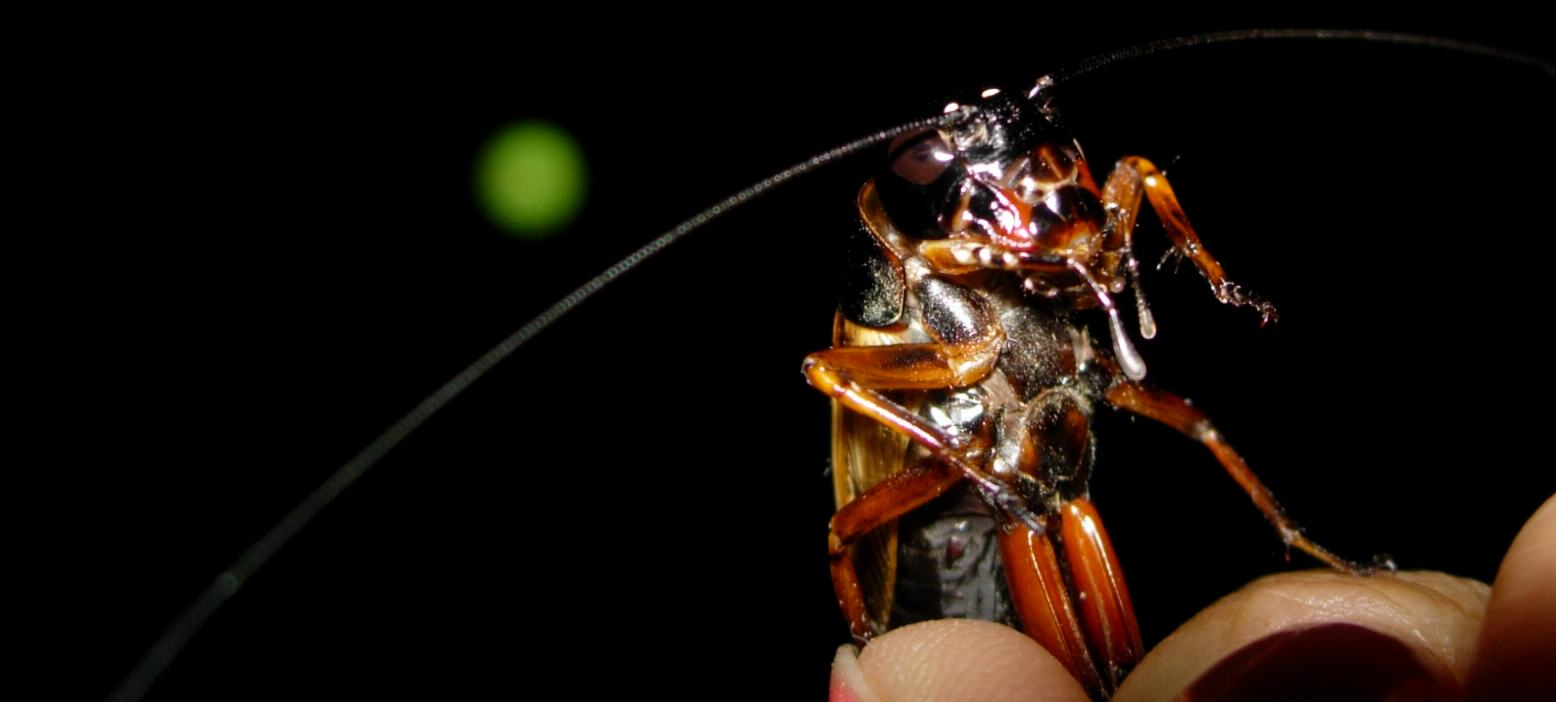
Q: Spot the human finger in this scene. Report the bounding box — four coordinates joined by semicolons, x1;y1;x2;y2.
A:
1464;492;1556;702
830;619;1090;702
1112;570;1490;702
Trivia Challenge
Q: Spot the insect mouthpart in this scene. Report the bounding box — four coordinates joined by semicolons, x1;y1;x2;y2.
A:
952;180;1103;257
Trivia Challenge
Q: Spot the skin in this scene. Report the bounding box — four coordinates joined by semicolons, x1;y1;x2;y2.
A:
829;493;1556;702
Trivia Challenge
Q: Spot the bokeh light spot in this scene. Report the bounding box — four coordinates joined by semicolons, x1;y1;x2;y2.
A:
475;121;587;238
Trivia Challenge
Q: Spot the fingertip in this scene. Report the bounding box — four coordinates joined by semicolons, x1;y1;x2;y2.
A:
850;619;1089;702
1466;492;1556;702
1115;569;1489;702
1167;623;1454;702
831;644;880;702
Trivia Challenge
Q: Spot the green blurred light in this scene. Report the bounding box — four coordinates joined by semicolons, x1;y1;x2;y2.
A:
475;121;587;238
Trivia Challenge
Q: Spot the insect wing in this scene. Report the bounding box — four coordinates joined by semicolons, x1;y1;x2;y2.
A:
830;310;926;629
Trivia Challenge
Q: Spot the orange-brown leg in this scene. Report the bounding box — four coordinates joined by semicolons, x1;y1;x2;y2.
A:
803;342;1039;527
1101;156;1279;325
807;330;1036;640
1059;498;1144;693
999;522;1104;696
829;457;964;641
1106;382;1366;572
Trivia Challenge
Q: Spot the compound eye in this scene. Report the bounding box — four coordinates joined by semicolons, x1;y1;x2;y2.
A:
876;130;964;239
888;130;955;184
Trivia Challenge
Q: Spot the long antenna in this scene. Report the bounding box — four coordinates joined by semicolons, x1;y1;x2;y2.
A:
108;29;1553;702
106;116;937;702
1045;28;1554;85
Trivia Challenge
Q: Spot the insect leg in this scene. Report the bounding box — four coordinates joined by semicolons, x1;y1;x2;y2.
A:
1100;156;1279;325
806;337;1052;641
1057;498;1144;691
829;456;964;641
999;522;1104;695
802;343;1022;516
1104;382;1367;573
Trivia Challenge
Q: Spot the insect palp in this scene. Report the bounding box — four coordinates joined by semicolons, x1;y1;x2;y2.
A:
1067;258;1148;381
1125;251;1156;339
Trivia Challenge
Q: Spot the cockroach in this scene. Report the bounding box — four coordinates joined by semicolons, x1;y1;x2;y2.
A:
807;79;1362;698
101;29;1555;701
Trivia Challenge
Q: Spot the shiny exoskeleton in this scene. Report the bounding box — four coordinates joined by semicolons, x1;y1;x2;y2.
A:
803;83;1364;698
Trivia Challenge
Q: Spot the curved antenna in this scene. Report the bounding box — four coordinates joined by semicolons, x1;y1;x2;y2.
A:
106;115;940;702
1044;29;1554;86
110;28;1553;702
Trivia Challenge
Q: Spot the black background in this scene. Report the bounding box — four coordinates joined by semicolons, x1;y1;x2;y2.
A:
42;17;1555;701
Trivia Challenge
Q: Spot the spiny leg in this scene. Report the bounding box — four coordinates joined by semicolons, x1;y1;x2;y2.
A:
1101;155;1279;325
1105;382;1367;573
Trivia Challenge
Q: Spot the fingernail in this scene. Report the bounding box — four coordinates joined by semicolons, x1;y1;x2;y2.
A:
1180;623;1455;702
829;643;880;702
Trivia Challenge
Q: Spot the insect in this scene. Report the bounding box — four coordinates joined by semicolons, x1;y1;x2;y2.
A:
100;29;1555;701
806;79;1381;698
